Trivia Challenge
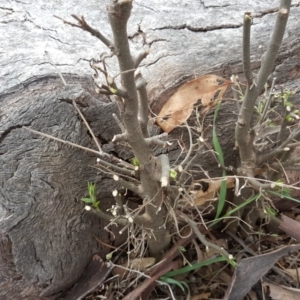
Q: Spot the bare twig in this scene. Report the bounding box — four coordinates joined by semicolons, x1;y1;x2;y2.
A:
258;77;276;124
24;126;134;176
24;126;102;156
94;159;134;177
159;154;170;187
145;133;170;147
45;50;67;86
112;189;125;215
175;122;195;170
113;175;143;197
54;14;114;50
243;12;253;85
112;133;128;143
72;100;102;153
136;71;150;138
134;48;150;68
236;0;291;172
178;148;205;185
180;213;231;259
112;113;126;133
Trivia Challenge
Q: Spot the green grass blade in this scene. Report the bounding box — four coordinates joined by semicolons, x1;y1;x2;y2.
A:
213;101;225;166
159;277;187;292
267;190;300;204
209;193;260;227
161;256;228;278
212;101;226;219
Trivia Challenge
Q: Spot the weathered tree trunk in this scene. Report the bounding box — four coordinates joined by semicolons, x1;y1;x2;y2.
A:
1;0;300;298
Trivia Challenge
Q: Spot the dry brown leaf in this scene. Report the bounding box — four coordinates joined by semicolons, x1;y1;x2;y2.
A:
156;75;232;133
279;214;300;242
247;290;259;300
224;244;300;300
63;254;112;300
112;257;155;277
190;178;235;206
262;282;300;299
191;293;211;300
285;268;300;282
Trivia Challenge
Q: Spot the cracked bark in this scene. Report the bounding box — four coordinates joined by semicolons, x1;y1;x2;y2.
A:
1;0;300;299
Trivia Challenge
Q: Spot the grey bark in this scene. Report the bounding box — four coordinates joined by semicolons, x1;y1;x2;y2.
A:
1;0;300;298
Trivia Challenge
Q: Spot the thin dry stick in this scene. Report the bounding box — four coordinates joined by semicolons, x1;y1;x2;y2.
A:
24;127;133;176
175;122;194;171
72;100;102;154
24;127;101;156
45;50;67;86
180;213;231;259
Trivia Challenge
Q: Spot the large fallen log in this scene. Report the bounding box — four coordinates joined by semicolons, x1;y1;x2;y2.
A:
0;0;300;298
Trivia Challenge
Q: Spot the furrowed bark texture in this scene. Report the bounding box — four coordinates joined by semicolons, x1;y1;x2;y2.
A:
1;0;300;298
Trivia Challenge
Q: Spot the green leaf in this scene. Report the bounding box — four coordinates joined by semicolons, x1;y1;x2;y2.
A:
109;87;117;94
88;182;96;198
106;252;113;260
93;201;101;211
159;277;187;292
81;197;95;204
82;182;99;206
265;206;276;217
169;169;177;180
131;157;140;167
178;246;186;252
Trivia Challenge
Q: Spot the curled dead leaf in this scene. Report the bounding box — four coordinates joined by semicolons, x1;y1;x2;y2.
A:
190;177;235;207
112;257;155;277
156;75;232;133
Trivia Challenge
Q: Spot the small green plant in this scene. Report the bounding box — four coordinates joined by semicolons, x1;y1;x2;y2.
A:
169;169;177;180
81;182;100;211
131;157;139;167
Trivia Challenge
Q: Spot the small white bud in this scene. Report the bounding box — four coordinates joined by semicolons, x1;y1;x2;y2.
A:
128;217;133;223
113;174;119;181
286;106;291;112
96;158;100;163
84;205;91;211
283;147;290;151
228;254;233;260
112;190;118;197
